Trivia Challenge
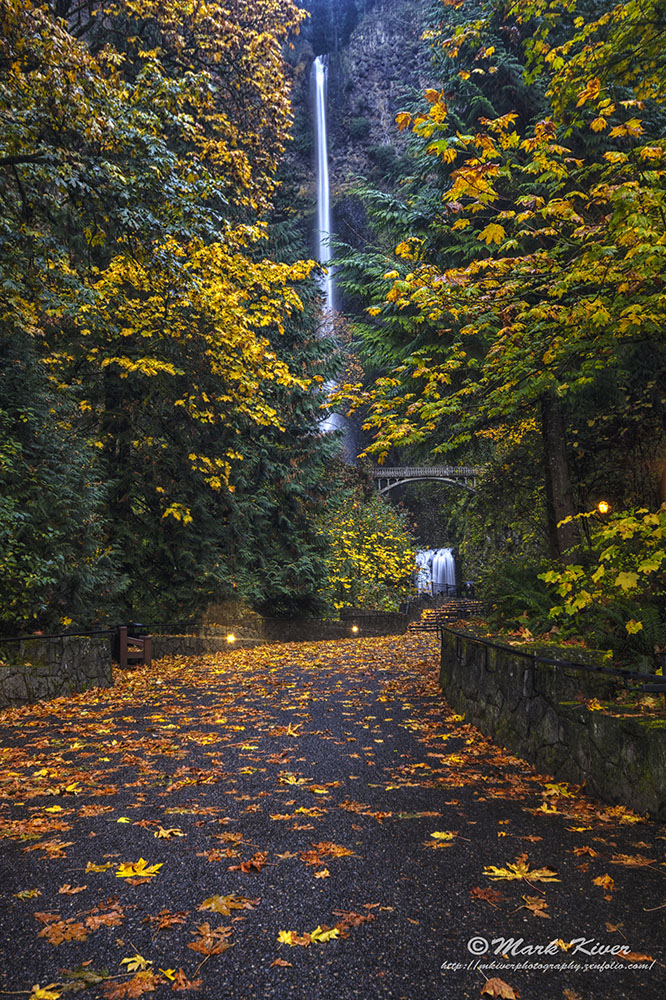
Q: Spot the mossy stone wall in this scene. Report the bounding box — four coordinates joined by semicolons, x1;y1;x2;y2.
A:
440;630;666;820
0;636;112;708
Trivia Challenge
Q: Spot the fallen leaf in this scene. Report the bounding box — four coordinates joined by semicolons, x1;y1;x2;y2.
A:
609;854;655;867
187;923;233;956
198;894;259;915
102;972;160;998
116;858;163;879
481;977;520;998
470;886;506;907
484;855;559;883
171;969;203;991
522;895;550;919
58;884;87;895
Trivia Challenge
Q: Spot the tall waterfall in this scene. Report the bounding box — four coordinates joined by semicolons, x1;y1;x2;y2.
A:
313;56;334;317
312;55;354;451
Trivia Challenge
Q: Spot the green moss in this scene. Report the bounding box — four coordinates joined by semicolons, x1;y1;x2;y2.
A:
636;718;666;730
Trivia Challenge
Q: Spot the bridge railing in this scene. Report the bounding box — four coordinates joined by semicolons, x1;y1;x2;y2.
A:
372;466;483;478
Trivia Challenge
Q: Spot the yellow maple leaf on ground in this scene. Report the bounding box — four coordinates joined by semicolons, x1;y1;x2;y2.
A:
115;858;163;879
277;930;311;947
430;831;457;840
484;855;559;882
310;925;340;943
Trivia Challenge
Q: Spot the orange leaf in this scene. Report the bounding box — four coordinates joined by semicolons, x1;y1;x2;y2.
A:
481;978;520;998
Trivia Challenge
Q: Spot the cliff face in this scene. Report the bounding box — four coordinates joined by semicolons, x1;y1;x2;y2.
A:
283;0;427;255
328;0;427;196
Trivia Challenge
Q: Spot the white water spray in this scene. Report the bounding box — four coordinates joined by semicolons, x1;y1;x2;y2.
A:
312;55;353;449
313;55;334;318
415;548;456;595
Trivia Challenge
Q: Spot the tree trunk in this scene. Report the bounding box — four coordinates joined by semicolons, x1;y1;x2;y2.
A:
541;392;579;562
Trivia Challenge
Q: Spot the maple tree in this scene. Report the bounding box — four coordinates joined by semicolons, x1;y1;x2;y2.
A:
0;0;338;628
333;0;666;651
318;479;417;611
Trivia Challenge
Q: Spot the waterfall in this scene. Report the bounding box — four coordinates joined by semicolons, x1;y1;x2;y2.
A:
312;55;355;452
313;56;334;318
416;547;456;595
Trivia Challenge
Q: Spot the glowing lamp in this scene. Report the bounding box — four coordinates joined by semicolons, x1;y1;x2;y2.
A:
597;500;610;516
226;633;236;644
351;625;359;634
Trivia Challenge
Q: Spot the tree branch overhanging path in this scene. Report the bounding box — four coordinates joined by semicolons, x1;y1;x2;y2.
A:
0;636;663;1000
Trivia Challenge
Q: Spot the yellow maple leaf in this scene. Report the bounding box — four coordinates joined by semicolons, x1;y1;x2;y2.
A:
484;857;560;882
479;223;506;245
430;831;457;840
310;925;339;944
115;857;163;879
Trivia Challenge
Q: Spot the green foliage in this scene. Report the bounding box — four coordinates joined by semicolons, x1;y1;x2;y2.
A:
481;561;555;635
540;506;666;663
333;0;666;659
0;342;120;633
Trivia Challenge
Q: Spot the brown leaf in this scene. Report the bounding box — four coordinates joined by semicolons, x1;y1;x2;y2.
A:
171;969;203;991
480;977;520;998
142;909;188;934
187;923;233;956
228;851;268;873
522;895;550;919
58;884;87;895
470;886;506;907
609;853;655;867
198;894;259;915
85;905;124;931
312;841;355;858
38;919;88;945
102;972;160;998
270;958;293;968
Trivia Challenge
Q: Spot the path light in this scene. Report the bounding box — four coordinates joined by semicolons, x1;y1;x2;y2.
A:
597;500;611;516
226;633;236;644
351;625;359;634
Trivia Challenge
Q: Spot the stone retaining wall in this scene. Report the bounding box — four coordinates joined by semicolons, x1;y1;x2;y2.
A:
439;630;666;820
0;636;113;709
151;612;407;659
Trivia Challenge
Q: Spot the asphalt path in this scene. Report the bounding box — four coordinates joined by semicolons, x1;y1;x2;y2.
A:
0;635;664;1000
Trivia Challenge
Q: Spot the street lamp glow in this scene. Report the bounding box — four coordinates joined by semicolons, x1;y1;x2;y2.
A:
351;625;359;634
597;500;610;516
226;633;236;644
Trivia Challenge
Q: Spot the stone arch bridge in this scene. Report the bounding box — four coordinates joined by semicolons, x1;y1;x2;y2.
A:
372;466;483;495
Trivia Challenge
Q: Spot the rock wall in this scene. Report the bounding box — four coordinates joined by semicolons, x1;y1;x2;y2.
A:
0;636;113;708
328;0;426;193
439;629;666;820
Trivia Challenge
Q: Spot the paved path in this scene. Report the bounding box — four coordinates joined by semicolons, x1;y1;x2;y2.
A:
0;635;663;999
